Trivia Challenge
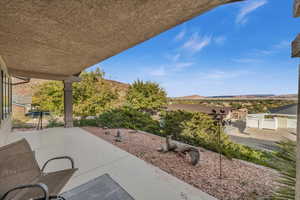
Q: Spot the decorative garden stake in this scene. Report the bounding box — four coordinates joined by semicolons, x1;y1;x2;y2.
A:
212;109;226;179
115;129;122;142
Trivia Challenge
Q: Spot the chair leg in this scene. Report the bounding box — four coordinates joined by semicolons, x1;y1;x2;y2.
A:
48;195;66;200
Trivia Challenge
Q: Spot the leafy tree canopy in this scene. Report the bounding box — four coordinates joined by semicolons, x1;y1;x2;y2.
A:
126;80;167;114
32;68;119;117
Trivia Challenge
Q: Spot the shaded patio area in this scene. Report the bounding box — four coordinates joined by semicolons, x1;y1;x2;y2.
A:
4;127;215;200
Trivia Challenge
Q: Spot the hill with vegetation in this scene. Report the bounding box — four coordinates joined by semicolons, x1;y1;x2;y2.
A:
173;94;297;100
174;95;205;100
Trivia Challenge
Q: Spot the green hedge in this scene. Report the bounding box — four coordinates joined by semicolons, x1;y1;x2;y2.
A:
47;118;64;128
74;118;98;127
97;106;161;134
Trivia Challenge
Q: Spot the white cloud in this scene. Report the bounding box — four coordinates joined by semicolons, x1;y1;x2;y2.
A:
252;40;290;56
232;58;262;63
174;62;194;71
236;0;268;25
146;61;193;77
273;40;290;49
175;29;186;41
182;33;212;52
149;66;166;77
202;70;249;80
214;36;227;45
254;49;274;55
166;53;181;62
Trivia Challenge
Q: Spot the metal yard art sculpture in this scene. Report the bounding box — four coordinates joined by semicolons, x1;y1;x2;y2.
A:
211;108;227;179
158;135;200;166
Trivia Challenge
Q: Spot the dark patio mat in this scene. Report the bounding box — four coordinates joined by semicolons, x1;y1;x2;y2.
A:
61;174;134;200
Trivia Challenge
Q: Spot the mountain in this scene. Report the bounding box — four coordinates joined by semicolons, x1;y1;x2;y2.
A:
173;94;298;100
208;94;275;98
174;95;205;100
272;94;298;99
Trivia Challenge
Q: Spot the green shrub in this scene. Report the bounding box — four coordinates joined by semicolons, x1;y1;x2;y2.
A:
270;140;296;200
47;118;64;128
160;110;193;138
12;119;35;129
97;106;161;134
74;118;98;127
160;110;272;166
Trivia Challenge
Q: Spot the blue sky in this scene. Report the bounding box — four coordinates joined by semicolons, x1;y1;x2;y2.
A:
90;0;300;97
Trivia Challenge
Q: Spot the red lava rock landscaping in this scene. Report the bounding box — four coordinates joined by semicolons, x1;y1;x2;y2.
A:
83;127;277;200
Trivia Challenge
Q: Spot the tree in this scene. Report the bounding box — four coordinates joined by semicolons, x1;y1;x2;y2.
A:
72;69;119;117
32;81;64;116
32;68;119;117
126;80;167;114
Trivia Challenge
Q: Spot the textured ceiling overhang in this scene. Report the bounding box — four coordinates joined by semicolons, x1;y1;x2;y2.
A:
292;34;300;58
295;0;300;17
0;0;241;80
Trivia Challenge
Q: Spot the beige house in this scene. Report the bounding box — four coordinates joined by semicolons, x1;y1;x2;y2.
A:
0;1;248;200
0;0;298;199
0;0;242;131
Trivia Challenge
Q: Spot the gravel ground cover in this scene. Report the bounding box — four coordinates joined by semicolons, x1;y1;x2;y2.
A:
85;127;276;199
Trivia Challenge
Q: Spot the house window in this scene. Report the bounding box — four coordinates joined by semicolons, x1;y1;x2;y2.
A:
1;70;12;119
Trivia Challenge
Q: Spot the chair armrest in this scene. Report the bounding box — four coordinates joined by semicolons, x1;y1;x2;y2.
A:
1;183;49;200
35;195;66;200
42;156;75;172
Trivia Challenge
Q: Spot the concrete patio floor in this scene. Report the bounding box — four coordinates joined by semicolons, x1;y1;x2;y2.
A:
5;127;216;200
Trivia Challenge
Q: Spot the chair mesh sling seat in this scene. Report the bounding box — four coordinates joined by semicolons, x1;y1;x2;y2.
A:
0;139;78;200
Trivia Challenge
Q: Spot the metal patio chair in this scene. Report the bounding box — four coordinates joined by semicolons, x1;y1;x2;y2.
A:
0;139;78;200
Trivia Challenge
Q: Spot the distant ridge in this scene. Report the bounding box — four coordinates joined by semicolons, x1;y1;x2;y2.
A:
174;95;205;100
208;94;275;98
173;94;297;100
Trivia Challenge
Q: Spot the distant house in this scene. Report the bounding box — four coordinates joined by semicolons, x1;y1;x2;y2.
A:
167;104;232;119
230;108;248;120
12;78;46;119
246;104;297;130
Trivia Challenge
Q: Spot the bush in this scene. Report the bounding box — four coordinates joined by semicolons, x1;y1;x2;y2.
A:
160;110;193;138
160;110;272;166
12;119;35;129
270;140;296;200
97;106;161;134
47;118;64;128
74;118;98;127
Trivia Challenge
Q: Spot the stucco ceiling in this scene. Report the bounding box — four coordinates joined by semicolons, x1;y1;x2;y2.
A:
0;0;241;80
